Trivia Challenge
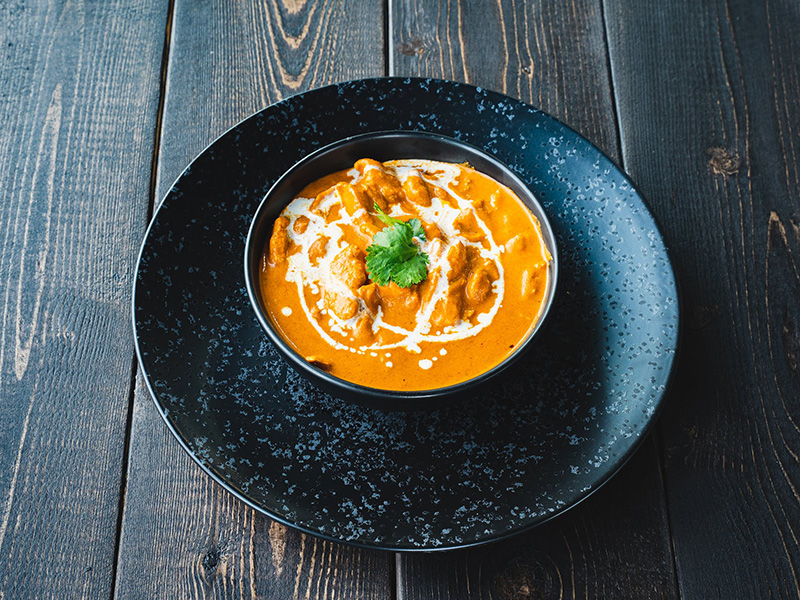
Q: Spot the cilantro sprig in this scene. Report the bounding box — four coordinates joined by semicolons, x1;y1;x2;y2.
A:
365;204;429;288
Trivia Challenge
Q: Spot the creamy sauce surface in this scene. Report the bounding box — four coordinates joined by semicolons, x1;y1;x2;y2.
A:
261;158;551;391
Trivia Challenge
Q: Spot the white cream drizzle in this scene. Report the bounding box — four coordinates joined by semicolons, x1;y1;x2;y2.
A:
279;159;513;360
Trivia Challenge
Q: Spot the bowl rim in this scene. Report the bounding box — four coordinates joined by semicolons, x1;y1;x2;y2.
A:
243;129;559;400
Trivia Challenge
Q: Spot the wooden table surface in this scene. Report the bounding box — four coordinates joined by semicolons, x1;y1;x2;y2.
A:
2;0;799;598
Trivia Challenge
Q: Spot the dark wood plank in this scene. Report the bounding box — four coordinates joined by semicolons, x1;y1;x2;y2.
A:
397;439;678;599
117;376;392;600
114;1;394;597
392;0;619;158
0;1;168;597
604;0;800;596
392;1;678;598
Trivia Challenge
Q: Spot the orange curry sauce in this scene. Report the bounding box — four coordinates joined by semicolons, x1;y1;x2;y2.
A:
261;158;551;391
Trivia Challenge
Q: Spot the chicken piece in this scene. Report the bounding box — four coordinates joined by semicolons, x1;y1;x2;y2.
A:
358;218;381;238
378;281;420;311
308;186;334;214
420;270;440;308
330;246;367;289
309;187;343;222
354;158;383;172
484;259;500;280
466;266;493;303
354;313;374;342
431;281;464;327
357;282;380;313
465;259;498;304
445;242;468;277
422;221;443;241
470;195;488;213
356;182;388;212
505;233;529;253
305;356;332;371
293;215;310;234
337;183;371;215
433;186;457;208
424;238;446;264
268;216;290;265
402;173;432;207
453;210;483;242
431;298;461;327
326;291;359;320
521;269;542;297
308;235;328;265
325;203;341;223
362;168;404;205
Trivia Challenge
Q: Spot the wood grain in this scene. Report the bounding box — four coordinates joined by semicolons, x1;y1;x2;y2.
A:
0;0;168;597
396;439;678;599
155;0;388;202
114;376;393;600
113;1;394;598
391;1;678;597
392;0;619;158
604;0;800;596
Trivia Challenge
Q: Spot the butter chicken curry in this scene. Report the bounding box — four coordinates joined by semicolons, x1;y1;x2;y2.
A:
261;158;551;391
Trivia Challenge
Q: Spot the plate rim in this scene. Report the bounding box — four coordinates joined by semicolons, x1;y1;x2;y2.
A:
131;76;682;551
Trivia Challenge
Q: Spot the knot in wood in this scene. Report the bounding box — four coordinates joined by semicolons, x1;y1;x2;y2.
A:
397;37;425;56
706;147;740;176
202;545;222;572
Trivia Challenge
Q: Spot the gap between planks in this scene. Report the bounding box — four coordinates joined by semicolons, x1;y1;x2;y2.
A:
385;2;403;598
597;0;682;597
108;1;176;598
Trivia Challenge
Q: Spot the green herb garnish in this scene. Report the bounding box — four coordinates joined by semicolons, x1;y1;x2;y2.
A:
366;203;429;288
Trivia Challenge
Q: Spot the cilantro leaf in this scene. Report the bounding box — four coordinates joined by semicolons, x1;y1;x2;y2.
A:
392;253;429;288
408;218;426;241
366;204;429;287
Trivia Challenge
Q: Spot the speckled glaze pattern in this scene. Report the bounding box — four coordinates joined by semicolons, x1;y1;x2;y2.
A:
133;78;679;551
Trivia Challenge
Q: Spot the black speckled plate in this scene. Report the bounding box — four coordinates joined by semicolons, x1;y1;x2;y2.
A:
133;78;679;551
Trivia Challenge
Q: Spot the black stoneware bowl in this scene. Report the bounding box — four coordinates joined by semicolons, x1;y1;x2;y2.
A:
244;131;559;409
